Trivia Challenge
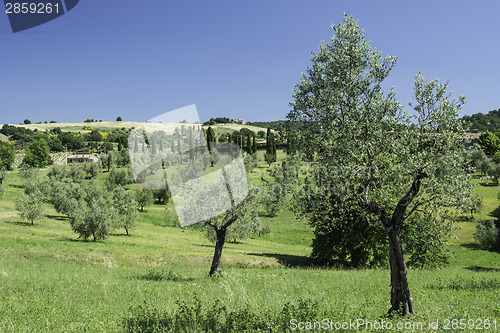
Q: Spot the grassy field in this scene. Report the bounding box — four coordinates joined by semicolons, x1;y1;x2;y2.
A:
0;157;499;332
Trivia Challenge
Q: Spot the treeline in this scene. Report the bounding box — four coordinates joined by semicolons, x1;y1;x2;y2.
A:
0;124;130;152
247;120;286;130
202;117;232;126
461;108;500;132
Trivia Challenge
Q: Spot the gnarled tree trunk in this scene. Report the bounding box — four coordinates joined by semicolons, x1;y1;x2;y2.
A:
209;226;226;277
386;225;415;316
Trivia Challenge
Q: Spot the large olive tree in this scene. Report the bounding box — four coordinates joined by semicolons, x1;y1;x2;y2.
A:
288;15;472;316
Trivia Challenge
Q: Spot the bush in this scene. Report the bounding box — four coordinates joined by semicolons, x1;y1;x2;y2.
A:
106;168;134;190
84;162;101;179
475;219;500;251
0;142;15;170
403;208;456;269
123;297;326;333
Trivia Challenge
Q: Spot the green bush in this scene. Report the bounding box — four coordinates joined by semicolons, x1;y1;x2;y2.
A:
123;297;324;332
475;219;500;251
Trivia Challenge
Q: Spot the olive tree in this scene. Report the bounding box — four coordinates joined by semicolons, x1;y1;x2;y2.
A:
69;182;112;241
135;188;153;212
0;169;6;196
288;15;472;316
15;188;45;225
176;148;260;277
112;186;138;235
196;187;260;277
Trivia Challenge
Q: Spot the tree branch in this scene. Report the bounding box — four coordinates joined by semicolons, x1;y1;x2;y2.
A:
392;169;427;227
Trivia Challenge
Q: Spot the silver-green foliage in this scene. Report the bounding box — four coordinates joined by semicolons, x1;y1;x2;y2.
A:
15;188;45;225
112;186;138;236
69;182;111;241
135;188;153;212
288;14;472;315
475;219;499;251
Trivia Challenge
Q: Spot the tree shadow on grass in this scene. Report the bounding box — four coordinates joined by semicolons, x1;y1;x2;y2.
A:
479;182;499;187
56;237;105;243
249;252;313;268
5;220;33;226
135;268;197;282
461;242;483;250
453;215;474;223
489;206;500;219
194;244;213;248
47;214;68;221
465;265;500;273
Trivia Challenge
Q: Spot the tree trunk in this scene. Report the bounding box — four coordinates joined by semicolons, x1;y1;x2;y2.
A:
386;225;415;316
125;226;129;236
209;227;226;277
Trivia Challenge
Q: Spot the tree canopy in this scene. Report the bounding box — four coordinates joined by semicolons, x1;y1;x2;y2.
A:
288;14;472;316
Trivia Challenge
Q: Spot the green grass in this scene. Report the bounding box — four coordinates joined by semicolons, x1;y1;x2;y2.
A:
0;161;499;332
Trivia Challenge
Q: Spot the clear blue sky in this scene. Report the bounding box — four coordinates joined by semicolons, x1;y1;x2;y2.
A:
1;0;499;124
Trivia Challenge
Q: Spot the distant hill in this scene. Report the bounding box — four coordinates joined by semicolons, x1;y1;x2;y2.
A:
247;120;286;130
461;108;500;132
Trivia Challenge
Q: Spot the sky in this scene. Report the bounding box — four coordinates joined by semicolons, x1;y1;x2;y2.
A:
1;0;499;124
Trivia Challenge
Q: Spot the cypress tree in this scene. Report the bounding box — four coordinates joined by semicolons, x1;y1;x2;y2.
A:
246;133;251;154
272;137;277;162
266;128;272;155
189;131;194;160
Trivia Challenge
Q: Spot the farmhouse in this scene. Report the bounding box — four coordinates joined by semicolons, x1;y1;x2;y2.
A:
67;154;99;163
462;131;481;148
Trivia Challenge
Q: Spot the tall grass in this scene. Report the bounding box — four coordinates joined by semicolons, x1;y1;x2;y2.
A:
0;162;499;331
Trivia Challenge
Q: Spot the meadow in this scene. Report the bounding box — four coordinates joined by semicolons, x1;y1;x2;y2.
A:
0;153;499;332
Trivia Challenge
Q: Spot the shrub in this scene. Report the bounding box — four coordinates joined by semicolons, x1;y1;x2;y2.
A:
106;168;134;190
123;297;326;332
475;219;500;251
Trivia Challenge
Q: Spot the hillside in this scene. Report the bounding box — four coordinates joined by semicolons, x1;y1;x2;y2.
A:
461;108;500;132
0;157;499;331
2;121;267;135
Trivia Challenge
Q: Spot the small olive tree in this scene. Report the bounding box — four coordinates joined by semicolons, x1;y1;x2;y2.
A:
15;188;45;225
135;188;154;212
69;182;112;241
112;186;138;235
